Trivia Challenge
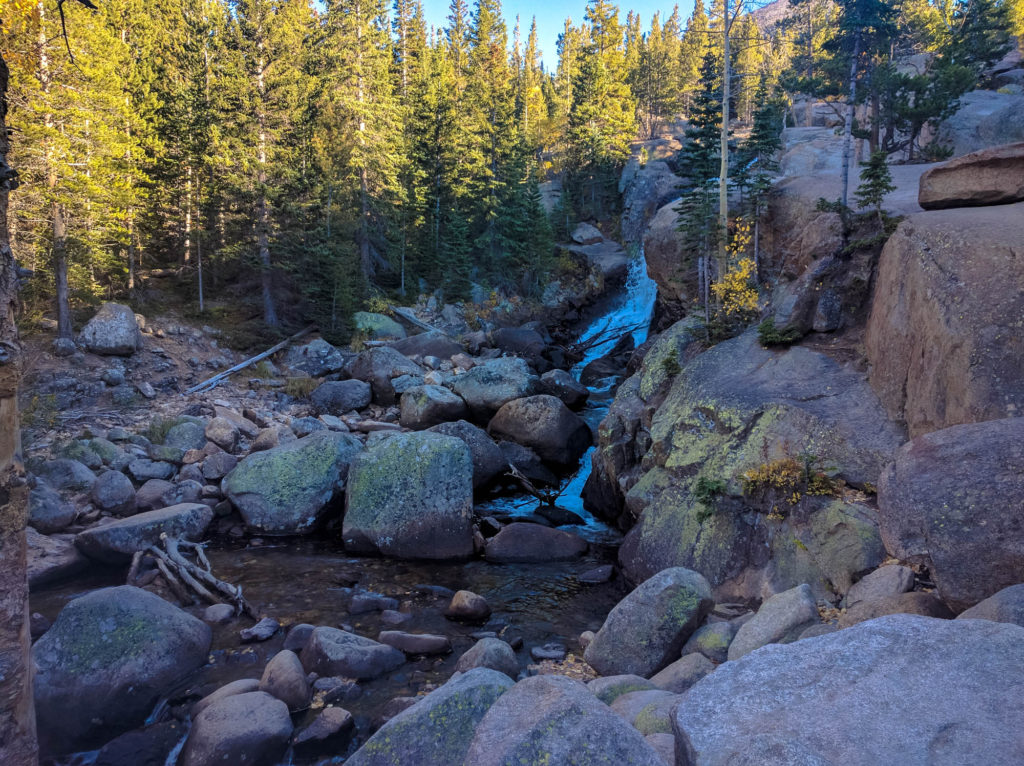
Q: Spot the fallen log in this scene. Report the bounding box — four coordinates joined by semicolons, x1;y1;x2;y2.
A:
389;305;456;338
184;325;315;395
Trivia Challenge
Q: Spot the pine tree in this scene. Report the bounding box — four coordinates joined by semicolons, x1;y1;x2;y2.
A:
678;0;710;115
854;149;895;226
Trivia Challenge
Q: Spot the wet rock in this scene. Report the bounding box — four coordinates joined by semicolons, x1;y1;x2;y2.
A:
466;674;665;766
203;603;235;624
484;522;587;563
259;649;310;710
610;689;680;735
488;394;592;465
128;458;176;482
539;368;589;409
204;417;239;451
224;430;362;535
878;418;1024;611
283;338;348;377
846;564;915;607
838;591;954;628
445;590;491;621
349;591;400;614
135;478;174;510
348;668;513;766
348;346;424;405
27;528;88;588
585;567;713;677
180;691;292;766
455;637;519;679
427;420;506;489
34;586;211;756
354;311;406;340
34;458;96;492
311;379;373;414
301;627;405;680
241;617;281;643
28;480;77;533
93;720;187;766
674;615;1024;765
378;631;452;655
164;420;208;452
649;653;715;694
449;357;540;420
293;706;354;756
75;504;213;564
680;622;736;664
579;564;615;584
728;584;819;661
91;470;137;515
957;584;1024;627
587;674;658;704
343;432;474;559
399;384;468;429
79;302;141;355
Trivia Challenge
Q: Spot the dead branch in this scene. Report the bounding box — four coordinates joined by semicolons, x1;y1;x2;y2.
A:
388;306;457;338
185;325;315;395
506;462;565;507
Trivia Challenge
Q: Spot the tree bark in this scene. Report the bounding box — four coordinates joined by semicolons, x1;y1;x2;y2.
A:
0;50;39;766
840;32;861;209
255;42;278;327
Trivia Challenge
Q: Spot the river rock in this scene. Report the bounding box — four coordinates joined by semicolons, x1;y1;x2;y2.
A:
673;615;1024;765
128;458;175;482
293;706;355;755
202;603;235;625
957;584;1024;627
427;420;507;489
79;302;141;355
378;631;452;655
487;394;592;465
845;564;915;606
347;668;513;766
27;528;88;588
838;591;954;627
919;141;1024;209
192;679;262;718
204;417;239;451
455;637;519;678
29;480;77;533
163;420;208;452
445;590;491;621
201;452;237;480
449;356;540;419
465;674;665;766
343;432;474;559
75;504;213;564
610;689;681;735
93;720;187;766
91;470;137;515
301;627;405;680
34;458;96;492
180;691;292;766
587;675;658;704
224;430;362;534
484;522;587;563
878;418;1024;611
399;384;468;429
310;379;372;414
728;584;819;661
490;326;547;368
135;478;174;510
680;621;736;664
865;205;1024;436
539;368;589;409
283;338;348;377
354;311;407;340
649;653;715;694
390;330;464;359
584;567;713;677
498;440;557;485
348;346;423;405
34;586;211;756
259;649;310;710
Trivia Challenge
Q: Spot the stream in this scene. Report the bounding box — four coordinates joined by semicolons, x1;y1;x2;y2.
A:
34;246;658;765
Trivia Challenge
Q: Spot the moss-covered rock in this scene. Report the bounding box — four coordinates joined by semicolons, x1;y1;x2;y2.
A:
343;432;474;559
399;384;468;429
33;586;211;757
224;430;362;535
449;357;539;420
354;311;407;340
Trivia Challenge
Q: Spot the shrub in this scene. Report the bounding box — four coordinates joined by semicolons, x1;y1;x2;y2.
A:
757;318;801;347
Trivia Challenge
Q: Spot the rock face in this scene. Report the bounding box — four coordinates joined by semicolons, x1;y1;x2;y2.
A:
615;331;898;600
343;432;474;559
79;302;141;355
484;523;587;563
935;89;1024;157
449;357;539;419
310;379;372;414
727;583;820;660
465;674;666;766
918;142;1024;209
399;385;468;429
673;615;1024;766
865;205;1024;436
347;669;513;766
300;627;405;680
75;504;213;564
644;202;697;314
878;418;1024;612
487;394;592;465
180;691;292;766
224;430;362;534
34;586;211;756
585;568;713;677
427;420;507;489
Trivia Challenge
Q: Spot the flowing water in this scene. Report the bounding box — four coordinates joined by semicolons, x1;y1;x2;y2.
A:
33;245;658;765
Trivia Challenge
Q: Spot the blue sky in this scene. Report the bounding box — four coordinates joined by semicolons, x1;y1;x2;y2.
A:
419;0;698;71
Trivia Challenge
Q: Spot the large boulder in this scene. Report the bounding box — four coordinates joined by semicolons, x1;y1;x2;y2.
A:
673;615;1024;765
389;330;464;360
29;480;77;533
90;470;137;515
878;418;1024;612
310;379;372;414
449;357;540;420
223;430;362;534
584;567;713;677
282;338;348;377
490;327;547;366
34;458;96;492
300;627;405;680
484;522;587;563
918;142;1024;209
33;586;211;756
79;302;141;355
348;346;423;405
427;420;507;489
353;311;407;340
727;583;820;660
399;385;468;429
464;674;666;766
346;668;513;766
865;205;1024;436
643;202;697;313
179;691;292;766
75;504;213;564
487;394;592;465
539;368;589;409
343;432;474;559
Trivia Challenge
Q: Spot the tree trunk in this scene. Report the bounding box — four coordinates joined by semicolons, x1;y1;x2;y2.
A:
0;50;38;766
255;46;277;327
840;32;861;209
718;0;732;287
